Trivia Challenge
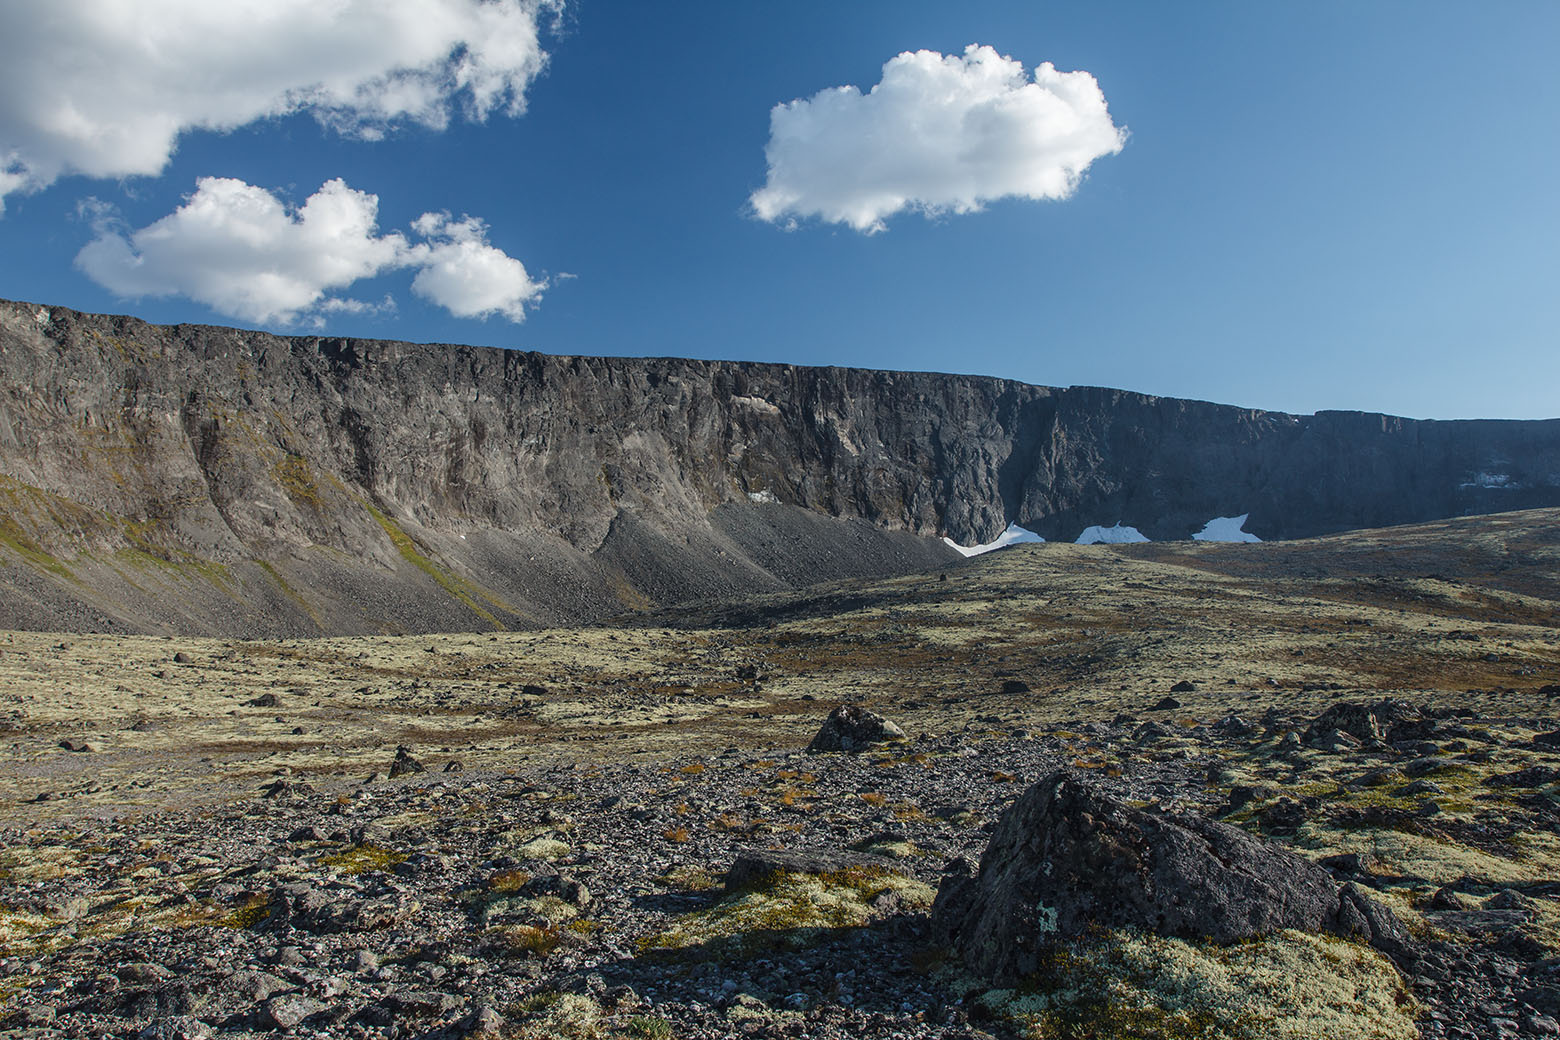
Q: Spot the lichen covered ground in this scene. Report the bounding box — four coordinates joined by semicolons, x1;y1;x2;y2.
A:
0;510;1557;1038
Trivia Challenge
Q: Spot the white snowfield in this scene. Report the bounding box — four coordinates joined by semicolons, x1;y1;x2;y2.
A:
1193;514;1262;543
946;514;1263;554
943;522;1044;557
1076;523;1149;545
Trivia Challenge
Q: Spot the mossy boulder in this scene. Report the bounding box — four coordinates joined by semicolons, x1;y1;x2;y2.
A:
807;705;906;753
934;770;1417;983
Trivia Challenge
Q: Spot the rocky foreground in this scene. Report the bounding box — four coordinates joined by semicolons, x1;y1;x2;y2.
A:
2;517;1559;1038
2;696;1559;1040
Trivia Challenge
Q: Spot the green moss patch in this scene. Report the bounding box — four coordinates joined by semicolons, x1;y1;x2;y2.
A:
319;843;408;875
364;502;512;629
638;866;933;958
978;929;1418;1040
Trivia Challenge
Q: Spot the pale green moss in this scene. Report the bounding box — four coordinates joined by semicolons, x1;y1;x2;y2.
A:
319;844;407;875
364;502;511;629
980;929;1418;1040
272;454;324;509
639;866;933;957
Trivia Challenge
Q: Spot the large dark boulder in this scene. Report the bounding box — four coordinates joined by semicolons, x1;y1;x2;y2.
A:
933;770;1415;982
807;706;906;753
1302;699;1422;744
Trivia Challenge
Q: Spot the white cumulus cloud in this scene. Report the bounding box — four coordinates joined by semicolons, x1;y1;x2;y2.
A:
409;213;544;321
76;178;543;325
0;0;559;212
750;44;1126;233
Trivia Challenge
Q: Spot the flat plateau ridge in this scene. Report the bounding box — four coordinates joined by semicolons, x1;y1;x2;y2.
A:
0;509;1557;1039
2;297;1560;635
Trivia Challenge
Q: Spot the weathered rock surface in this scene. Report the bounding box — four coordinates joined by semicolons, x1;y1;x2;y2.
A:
807;706;907;753
933;770;1415;982
1304;699;1420;744
2;297;1559;635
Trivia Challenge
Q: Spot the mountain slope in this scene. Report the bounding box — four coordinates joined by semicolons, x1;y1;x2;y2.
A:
1;297;1556;634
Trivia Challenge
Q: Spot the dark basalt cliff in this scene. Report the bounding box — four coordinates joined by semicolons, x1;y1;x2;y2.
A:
1;298;1557;635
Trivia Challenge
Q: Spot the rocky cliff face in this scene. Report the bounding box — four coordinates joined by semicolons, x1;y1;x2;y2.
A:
1;297;1556;635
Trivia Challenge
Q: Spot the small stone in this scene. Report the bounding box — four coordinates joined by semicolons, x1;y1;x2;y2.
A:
1525;1013;1560;1036
1151;696;1181;711
465;1004;506;1035
1170;680;1197;693
263;994;324;1030
260;778;313;799
118;962;173;985
139;1017;213;1040
272;946;307;968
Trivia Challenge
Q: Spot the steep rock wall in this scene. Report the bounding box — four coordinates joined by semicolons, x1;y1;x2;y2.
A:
0;298;1556;634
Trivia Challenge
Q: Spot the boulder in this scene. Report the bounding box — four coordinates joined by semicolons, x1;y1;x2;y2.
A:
388;745;426;777
1302;699;1421;744
933;770;1416;982
807;706;905;753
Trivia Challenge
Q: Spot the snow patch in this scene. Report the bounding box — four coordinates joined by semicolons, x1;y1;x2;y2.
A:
1459;472;1517;489
1192;514;1261;543
943;522;1044;558
1076;523;1149;545
746;490;778;505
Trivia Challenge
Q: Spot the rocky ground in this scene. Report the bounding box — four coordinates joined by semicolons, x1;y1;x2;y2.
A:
1;511;1559;1038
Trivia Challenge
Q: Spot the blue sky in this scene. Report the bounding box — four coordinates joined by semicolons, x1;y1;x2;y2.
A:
1;1;1556;420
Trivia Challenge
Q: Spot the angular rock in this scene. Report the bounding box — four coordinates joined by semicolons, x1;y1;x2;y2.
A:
522;873;592;908
933;770;1415;982
268;882;413;933
139;1017;213;1040
1307;727;1362;752
1211;714;1255;738
260;779;313;800
806;706;905;753
223;970;290;1004
1304;699;1421;744
262;994;323;1030
388;745;426;777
